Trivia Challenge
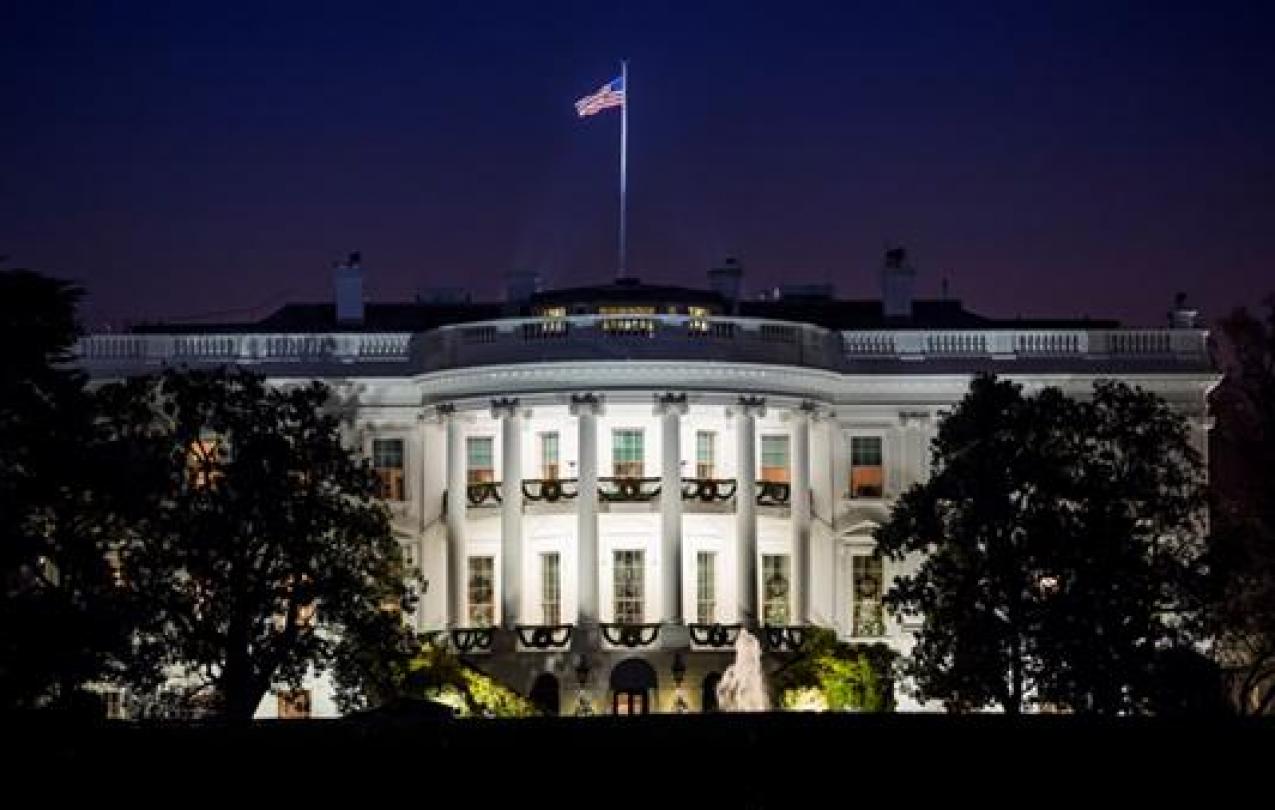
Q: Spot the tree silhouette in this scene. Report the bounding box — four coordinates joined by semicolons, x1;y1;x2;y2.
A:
0;270;134;712
1210;301;1275;714
96;368;419;721
877;373;1207;714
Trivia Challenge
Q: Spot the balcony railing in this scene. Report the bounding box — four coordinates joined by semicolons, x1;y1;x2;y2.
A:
756;481;791;507
680;477;737;503
521;478;579;503
598;477;662;503
77;332;413;366
466;481;502;507
840;328;1209;363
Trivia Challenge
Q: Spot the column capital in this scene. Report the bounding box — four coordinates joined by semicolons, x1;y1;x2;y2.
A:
491;397;521;420
653;392;689;417
899;409;932;428
733;395;766;419
435;402;457;420
569;393;605;417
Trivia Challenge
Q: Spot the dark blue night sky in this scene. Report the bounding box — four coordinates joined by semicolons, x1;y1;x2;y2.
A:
3;1;1272;327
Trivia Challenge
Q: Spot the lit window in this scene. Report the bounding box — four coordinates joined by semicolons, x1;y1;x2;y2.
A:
187;436;222;489
850;436;884;498
541;552;561;625
468;556;495;627
688;305;711;334
467;437;494;484
696;551;716;625
613;550;644;624
541;432;560;480
696;431;716;479
612;429;644;478
852;554;885;637
760;435;790;483
277;689;311;720
762;554;790;625
372;438;406;501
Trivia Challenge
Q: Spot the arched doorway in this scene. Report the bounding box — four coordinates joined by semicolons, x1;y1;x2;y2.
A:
701;672;722;712
529;673;560;716
609;658;658;715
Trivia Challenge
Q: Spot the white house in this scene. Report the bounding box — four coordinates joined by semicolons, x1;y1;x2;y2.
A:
77;251;1217;716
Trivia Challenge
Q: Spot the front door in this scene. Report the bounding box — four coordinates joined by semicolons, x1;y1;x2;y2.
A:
613;689;648;715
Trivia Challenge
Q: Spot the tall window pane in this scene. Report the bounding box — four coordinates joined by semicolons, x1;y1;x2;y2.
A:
467;437;494;484
852;554;885;637
372;438;406;501
696;431;716;479
696;551;716;625
850;436;884;498
760;435;790;483
468;556;495;627
612;429;645;478
541;432;560;480
762;554;790;625
541;552;561;625
613;550;644;624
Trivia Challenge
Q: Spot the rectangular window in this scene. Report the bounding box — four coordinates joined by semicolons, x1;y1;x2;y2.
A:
541;432;560;480
468;556;495;627
612;429;645;478
852;554;885;637
613;550;645;624
696;431;716;479
277;689;311;720
541;552;561;625
762;554;791;625
467;436;494;484
696;551;716;625
850;436;884;498
372;438;406;501
760;435;790;483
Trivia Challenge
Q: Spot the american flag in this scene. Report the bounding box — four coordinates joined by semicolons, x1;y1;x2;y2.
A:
575;75;625;117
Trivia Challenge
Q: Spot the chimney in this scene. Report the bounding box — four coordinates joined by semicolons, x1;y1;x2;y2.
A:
882;246;916;320
708;257;743;311
1169;292;1199;329
504;271;542;306
333;251;364;325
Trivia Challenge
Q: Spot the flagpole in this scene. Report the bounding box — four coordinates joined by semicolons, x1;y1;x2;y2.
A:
618;58;628;280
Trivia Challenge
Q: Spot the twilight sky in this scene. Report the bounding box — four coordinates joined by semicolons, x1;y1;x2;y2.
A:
3;1;1273;328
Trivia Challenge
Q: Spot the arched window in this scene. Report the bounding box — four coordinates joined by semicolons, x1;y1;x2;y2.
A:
609;658;658;715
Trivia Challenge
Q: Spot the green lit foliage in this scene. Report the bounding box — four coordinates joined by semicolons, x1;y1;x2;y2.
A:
398;641;536;718
773;627;896;712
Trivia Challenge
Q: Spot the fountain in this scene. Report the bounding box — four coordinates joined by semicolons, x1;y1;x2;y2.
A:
715;628;770;711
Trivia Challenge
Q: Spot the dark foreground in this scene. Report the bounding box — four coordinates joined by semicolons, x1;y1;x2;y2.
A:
8;711;1270;801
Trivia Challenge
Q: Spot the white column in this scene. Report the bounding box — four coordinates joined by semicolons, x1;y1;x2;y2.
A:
735;396;765;625
655;393;688;626
570;394;603;637
493;398;523;629
442;404;466;628
791;404;812;625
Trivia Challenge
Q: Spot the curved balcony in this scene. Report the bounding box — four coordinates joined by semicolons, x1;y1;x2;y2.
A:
466;481;502;507
521;477;579;502
598;477;661;504
599;622;662;649
514;624;574;650
756;481;791;507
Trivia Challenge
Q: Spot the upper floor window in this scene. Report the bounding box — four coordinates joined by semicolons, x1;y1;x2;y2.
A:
850;436;884;498
760;435;790;483
612;429;644;478
696;431;716;479
762;554;791;625
540;432;560;480
467;436;494;484
468;556;495;627
696;551;716;625
277;689;311;720
613;550;645;624
851;554;885;637
372;438;406;501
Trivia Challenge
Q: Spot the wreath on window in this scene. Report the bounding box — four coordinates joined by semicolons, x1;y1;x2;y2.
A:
541;479;562;501
765;574;789;600
697;479;719;502
618;478;641;499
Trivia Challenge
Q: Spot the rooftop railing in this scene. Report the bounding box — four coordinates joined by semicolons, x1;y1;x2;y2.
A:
75;315;1210;374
